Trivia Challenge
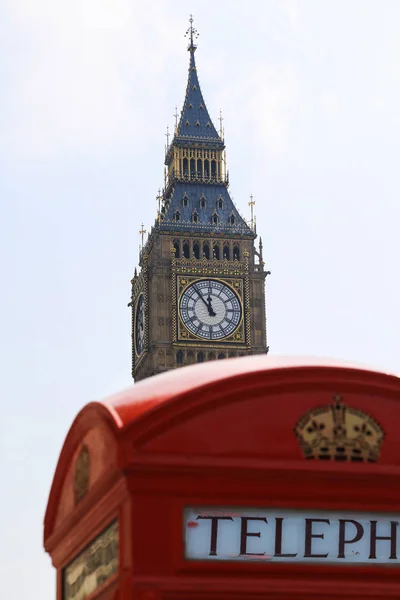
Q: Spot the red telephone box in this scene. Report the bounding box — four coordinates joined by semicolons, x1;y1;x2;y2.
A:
44;356;400;599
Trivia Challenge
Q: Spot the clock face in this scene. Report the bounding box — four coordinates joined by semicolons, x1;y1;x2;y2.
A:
179;279;242;340
135;294;145;356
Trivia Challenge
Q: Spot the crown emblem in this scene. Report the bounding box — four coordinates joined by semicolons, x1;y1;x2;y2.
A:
294;395;385;463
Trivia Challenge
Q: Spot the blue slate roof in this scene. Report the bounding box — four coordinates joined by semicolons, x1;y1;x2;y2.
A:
174;47;223;146
158;24;253;238
159;182;253;236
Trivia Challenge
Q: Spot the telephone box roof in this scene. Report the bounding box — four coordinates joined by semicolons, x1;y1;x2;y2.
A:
97;355;398;431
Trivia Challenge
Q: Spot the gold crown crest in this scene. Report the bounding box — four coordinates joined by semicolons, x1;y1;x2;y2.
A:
294;395;385;463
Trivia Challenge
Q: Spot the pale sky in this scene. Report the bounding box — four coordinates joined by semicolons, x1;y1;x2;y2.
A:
1;0;400;597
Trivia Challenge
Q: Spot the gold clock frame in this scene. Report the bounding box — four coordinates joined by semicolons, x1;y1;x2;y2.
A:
171;248;251;349
176;275;246;344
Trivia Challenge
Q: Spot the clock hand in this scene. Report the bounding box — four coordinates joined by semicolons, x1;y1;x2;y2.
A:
193;284;216;317
207;295;216;317
193;284;211;309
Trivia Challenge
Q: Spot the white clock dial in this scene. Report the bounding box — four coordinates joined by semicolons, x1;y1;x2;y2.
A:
179;279;242;340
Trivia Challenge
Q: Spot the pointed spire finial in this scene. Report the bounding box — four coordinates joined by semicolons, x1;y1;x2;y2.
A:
139;223;147;250
219;109;224;139
249;194;256;232
165;125;170;152
174;106;179;132
157;188;162;224
185;14;199;52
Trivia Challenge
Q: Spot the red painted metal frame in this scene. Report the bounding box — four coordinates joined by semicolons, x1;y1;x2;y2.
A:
44;357;400;599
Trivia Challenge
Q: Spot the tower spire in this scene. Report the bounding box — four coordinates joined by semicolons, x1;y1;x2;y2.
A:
160;18;254;238
174;16;221;143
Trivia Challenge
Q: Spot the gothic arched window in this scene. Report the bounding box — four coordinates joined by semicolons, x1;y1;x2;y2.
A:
176;350;183;364
175;211;181;222
200;196;206;209
213;244;220;260
183;242;190;258
193;242;200;259
192;211;199;223
212;214;219;225
173;240;180;258
233;245;240;260
223;244;230;260
217;198;223;210
182;195;188;207
203;242;210;259
197;352;204;363
229;214;235;225
218;353;225;360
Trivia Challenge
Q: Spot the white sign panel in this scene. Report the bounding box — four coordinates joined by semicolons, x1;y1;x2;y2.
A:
184;507;400;565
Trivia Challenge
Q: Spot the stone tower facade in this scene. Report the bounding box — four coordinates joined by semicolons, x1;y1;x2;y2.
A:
129;19;270;383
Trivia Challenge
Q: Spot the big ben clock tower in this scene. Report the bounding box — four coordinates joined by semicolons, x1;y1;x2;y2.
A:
129;17;270;382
